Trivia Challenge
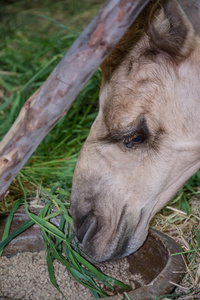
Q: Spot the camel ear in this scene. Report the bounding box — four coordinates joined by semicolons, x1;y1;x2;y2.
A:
150;0;195;57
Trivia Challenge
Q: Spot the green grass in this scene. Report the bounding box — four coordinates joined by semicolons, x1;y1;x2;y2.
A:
0;175;130;298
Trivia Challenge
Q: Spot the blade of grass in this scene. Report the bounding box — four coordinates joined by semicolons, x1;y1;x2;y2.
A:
0;198;23;256
25;206;66;241
46;246;67;298
37;208;107;298
124;292;131;300
171;248;200;255
179;194;191;215
15;177;130;296
34;184;72;224
39;15;76;34
46;249;67;299
17;174;27;198
42;229;67;299
197;229;200;249
10;92;21;122
48;243;104;297
72;250;130;290
20;54;63;93
0;219;34;253
55;213;66;251
0;202;51;253
0;93;16;111
43;210;62;221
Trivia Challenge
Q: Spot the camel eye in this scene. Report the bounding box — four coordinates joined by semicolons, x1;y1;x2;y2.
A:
124;131;146;148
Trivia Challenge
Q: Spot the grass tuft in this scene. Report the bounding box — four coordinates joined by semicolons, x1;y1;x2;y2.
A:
0;176;130;299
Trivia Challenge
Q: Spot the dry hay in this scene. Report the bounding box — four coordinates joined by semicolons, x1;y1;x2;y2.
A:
151;192;200;299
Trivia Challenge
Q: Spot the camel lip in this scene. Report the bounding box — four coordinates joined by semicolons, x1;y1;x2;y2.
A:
71;207;149;263
113;208;150;259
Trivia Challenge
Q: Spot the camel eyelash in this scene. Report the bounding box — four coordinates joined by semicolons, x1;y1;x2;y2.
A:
123;130;147;148
101;117;150;148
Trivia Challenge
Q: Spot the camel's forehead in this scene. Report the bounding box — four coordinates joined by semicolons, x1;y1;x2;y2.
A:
100;61;164;130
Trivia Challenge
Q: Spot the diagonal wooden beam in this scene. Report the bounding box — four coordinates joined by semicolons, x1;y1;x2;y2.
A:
178;0;200;35
0;0;150;201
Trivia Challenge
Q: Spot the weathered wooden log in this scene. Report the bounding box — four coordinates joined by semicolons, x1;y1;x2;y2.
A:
0;0;150;201
178;0;200;35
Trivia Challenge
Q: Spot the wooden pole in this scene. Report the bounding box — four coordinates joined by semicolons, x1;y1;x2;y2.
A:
0;0;150;200
178;0;200;35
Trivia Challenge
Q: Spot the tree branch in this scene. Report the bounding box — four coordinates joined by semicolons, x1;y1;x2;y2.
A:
178;0;200;35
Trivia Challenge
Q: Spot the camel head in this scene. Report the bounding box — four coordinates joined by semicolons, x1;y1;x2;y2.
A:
70;0;200;262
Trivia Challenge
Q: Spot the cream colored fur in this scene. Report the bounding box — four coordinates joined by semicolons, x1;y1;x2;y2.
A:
70;0;200;262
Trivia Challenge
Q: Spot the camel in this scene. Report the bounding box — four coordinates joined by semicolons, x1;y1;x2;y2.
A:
70;0;200;262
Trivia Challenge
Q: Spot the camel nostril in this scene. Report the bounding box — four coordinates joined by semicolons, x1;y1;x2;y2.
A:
76;210;98;244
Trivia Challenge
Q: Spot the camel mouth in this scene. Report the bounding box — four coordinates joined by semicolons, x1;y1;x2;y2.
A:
71;204;149;262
